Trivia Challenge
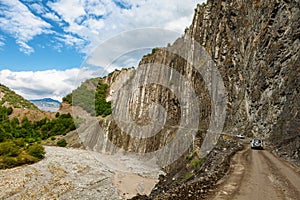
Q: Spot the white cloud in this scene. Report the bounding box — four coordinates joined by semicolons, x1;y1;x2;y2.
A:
16;40;34;54
0;0;51;54
0;68;106;101
0;0;205;55
83;18;105;32
164;16;192;32
47;0;204;54
56;34;86;49
30;3;46;14
87;28;180;72
0;35;5;47
105;0;201;33
43;12;61;23
85;0;110;16
47;0;86;25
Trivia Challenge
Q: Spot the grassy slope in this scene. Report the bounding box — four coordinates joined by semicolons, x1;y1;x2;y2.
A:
0;84;38;110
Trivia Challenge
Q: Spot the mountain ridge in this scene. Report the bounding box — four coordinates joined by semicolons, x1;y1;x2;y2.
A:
30;98;61;104
0;84;58;121
30;98;61;112
0;84;38;110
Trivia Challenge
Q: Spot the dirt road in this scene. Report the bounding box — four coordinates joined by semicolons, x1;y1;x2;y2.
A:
210;145;300;200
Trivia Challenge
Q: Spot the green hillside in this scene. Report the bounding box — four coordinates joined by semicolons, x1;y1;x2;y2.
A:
63;78;112;117
0;84;38;110
0;105;76;169
0;84;76;169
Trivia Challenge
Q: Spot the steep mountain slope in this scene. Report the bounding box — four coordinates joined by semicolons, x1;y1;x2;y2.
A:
0;84;56;121
129;0;299;198
186;0;299;162
75;0;299;159
66;0;299;163
60;0;299;198
0;84;37;110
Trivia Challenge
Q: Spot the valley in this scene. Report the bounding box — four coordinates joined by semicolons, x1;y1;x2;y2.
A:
0;0;299;199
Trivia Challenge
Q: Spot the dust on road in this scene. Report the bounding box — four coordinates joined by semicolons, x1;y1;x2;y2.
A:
211;145;300;200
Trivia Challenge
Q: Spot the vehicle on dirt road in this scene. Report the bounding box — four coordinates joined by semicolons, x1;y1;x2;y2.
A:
236;133;245;139
251;138;263;150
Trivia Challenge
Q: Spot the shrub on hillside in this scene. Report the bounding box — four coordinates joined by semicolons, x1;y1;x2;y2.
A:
63;81;112;117
57;139;67;147
13;138;26;147
0;142;20;157
26;144;45;159
0;156;19;169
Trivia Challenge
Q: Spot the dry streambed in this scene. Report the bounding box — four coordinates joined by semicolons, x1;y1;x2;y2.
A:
0;146;161;200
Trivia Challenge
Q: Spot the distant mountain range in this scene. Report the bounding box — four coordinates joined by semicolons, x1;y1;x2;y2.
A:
30;98;61;112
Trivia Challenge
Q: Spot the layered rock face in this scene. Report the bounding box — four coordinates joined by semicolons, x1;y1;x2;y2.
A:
83;44;216;167
187;0;299;161
190;0;299;137
80;0;299;164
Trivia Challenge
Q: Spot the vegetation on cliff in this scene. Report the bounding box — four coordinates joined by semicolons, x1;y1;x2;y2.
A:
63;79;112;117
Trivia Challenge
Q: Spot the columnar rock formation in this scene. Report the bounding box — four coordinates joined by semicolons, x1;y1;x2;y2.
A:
77;0;299;164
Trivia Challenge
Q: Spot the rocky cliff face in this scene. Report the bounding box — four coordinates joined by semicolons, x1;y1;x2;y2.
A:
75;0;299;167
186;0;299;162
81;47;216;168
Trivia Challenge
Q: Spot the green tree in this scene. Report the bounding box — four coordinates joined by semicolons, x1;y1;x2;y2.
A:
55;112;60;118
0;105;76;169
95;83;112;117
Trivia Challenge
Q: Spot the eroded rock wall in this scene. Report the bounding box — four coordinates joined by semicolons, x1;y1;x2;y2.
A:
187;0;299;161
80;0;299;163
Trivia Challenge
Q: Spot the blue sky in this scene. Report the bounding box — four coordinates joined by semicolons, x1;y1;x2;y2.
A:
0;0;203;101
0;34;84;71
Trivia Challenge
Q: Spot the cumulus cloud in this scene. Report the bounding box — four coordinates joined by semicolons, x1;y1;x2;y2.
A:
43;12;61;23
87;28;180;72
30;3;46;15
0;0;51;54
0;0;206;100
55;34;87;49
0;67;106;101
0;35;5;47
16;40;34;55
47;0;203;53
0;0;205;54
